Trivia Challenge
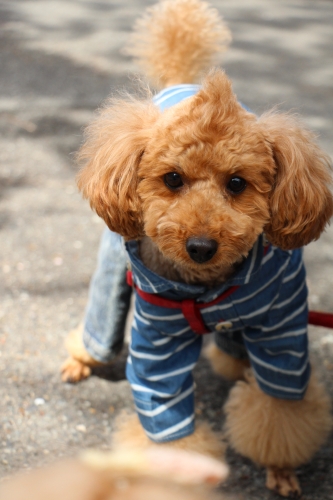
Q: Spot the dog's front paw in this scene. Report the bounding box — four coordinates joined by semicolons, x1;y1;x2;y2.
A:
61;357;92;383
266;467;301;498
61;324;105;383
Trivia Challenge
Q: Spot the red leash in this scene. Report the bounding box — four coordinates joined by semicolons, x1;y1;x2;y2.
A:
308;311;333;329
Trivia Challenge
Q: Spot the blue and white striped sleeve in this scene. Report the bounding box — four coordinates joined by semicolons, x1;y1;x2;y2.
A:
242;250;310;400
126;296;202;442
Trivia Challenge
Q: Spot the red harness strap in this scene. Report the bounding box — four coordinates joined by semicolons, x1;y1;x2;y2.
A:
126;270;238;334
127;270;333;332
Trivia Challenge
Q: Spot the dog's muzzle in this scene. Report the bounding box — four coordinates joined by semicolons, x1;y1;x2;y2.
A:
186;237;218;263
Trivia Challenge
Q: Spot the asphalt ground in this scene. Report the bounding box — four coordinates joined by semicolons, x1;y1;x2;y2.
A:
0;1;333;498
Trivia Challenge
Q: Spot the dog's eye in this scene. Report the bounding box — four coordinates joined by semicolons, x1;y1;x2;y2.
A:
227;177;247;194
164;172;184;190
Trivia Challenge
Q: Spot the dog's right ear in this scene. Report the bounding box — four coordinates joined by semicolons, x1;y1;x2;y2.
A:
77;97;159;240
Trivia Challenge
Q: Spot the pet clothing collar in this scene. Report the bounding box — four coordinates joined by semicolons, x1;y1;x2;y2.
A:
125;236;270;334
125;234;268;300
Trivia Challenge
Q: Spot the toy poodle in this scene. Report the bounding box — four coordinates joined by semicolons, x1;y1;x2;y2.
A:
74;0;333;497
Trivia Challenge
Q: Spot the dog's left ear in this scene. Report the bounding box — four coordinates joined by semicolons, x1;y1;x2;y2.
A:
259;112;333;249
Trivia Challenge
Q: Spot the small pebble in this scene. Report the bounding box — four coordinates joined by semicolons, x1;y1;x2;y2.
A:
34;398;45;406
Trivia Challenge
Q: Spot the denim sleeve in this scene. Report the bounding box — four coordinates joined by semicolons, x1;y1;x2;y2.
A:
82;228;132;362
241;252;310;400
126;294;202;442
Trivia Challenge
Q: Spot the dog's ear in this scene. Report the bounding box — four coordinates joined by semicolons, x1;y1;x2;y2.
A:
259;112;333;249
77;97;159;240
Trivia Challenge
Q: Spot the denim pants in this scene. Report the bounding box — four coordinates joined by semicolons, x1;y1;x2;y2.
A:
82;229;132;362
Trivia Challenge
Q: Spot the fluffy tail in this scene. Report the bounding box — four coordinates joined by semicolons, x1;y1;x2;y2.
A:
125;0;231;88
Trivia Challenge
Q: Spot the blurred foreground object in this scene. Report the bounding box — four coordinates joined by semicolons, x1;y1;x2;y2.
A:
0;447;229;500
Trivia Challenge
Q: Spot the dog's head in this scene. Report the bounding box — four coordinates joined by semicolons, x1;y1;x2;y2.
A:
78;70;333;281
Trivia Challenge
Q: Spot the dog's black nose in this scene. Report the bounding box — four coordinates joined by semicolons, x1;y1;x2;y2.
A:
186;237;218;263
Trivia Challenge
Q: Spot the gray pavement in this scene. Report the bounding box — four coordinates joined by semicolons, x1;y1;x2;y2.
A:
0;0;333;498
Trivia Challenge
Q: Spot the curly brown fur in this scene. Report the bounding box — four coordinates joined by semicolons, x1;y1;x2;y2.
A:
113;412;226;460
259;112;333;249
124;0;231;88
224;370;332;495
204;343;250;381
77;98;160;241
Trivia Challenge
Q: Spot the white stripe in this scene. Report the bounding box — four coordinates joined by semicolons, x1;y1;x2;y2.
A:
153;85;198;102
205;288;288;328
261;247;275;265
234;258;288;305
131;384;181;398
145;414;195;441
248;350;308;376
155;91;198;106
136;385;194;418
252;366;308;394
205;291;279;325
201;300;233;315
130;337;196;361
257;302;307;332
245;239;258;284
264;348;306;358
162;325;191;336
171;336;197;354
152;336;172;346
133;272;143;291
152;325;191;346
154;89;194;105
154;85;200;105
137;303;186;324
140;309;184;321
134;310;150;325
271;281;305;310
202;258;289;315
131;261;158;293
238;292;279;320
283;259;303;283
154;84;200;97
243;327;307;344
145;362;196;382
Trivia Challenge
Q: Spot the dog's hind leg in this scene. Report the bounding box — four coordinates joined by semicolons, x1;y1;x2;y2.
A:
224;369;332;497
204;342;250;381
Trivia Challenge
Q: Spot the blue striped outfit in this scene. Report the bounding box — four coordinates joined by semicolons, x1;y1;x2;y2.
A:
153;84;201;110
125;85;310;443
